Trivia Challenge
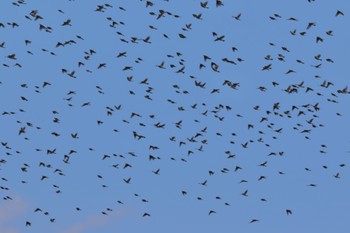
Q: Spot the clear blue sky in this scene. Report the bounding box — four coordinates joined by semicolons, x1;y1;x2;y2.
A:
0;0;350;232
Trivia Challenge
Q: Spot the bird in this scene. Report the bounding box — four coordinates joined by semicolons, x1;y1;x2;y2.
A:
0;0;348;229
336;10;344;17
208;210;216;215
241;190;248;197
123;178;131;184
233;13;241;21
143;212;151;217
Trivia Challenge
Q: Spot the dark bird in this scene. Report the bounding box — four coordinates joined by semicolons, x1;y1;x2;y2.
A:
208;210;216;215
143;212;151;217
233;13;241;20
123;177;131;184
336;10;344;17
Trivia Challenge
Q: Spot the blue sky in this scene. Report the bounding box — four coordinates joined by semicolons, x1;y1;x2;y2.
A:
0;0;350;232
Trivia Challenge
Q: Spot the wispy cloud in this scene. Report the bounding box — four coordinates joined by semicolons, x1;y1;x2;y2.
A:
58;210;125;233
0;227;20;233
0;197;28;233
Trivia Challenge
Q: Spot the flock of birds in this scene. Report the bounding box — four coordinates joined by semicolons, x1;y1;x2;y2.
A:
0;0;349;231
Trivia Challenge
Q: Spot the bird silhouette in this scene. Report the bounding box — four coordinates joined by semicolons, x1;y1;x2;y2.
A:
0;0;348;229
